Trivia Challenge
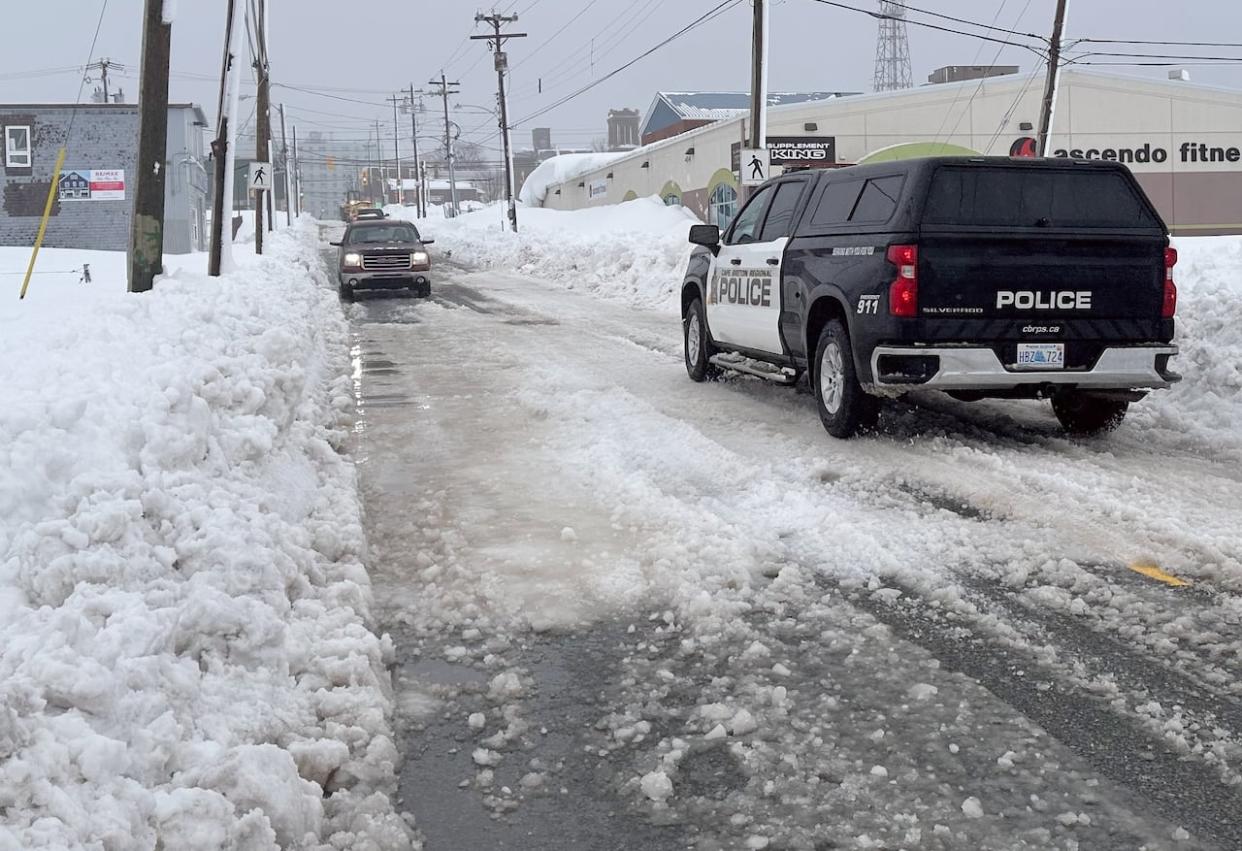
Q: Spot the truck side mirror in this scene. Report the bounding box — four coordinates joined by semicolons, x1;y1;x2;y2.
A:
688;224;720;252
329;241;342;247
421;239;435;245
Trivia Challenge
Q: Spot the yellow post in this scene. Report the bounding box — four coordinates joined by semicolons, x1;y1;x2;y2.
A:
19;147;67;300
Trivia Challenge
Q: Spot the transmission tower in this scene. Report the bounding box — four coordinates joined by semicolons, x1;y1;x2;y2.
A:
873;1;913;91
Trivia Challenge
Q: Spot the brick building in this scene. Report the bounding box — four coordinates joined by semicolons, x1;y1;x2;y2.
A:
0;102;209;253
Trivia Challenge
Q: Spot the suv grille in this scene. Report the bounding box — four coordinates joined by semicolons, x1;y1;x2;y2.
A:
362;254;411;271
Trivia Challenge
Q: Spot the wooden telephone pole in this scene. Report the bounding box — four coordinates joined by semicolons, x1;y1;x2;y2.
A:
128;0;171;293
386;92;406;208
209;0;243;276
1037;0;1070;157
743;0;769;203
427;73;461;217
472;11;526;232
279;104;292;225
407;85;425;218
253;0;271;254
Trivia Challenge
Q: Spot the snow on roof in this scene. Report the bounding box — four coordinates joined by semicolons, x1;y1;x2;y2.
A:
518;151;628;207
642;91;855;136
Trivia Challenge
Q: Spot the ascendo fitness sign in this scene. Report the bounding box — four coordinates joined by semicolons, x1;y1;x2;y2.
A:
1010;136;1242;166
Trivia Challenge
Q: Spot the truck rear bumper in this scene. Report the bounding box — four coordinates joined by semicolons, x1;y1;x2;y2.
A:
868;344;1180;394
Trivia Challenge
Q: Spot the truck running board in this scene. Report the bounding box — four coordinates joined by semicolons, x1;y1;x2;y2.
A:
710;354;798;384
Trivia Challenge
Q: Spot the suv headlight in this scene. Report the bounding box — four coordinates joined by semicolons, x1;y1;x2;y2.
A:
343;252;361;267
412;251;429;266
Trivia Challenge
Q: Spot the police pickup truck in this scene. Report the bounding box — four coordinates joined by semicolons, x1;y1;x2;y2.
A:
681;156;1180;438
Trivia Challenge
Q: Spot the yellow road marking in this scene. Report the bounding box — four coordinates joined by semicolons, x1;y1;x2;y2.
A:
1129;562;1191;587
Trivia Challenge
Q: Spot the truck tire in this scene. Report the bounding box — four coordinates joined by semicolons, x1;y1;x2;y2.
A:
338;282;354;302
813;318;879;438
684;298;721;382
1052;391;1129;434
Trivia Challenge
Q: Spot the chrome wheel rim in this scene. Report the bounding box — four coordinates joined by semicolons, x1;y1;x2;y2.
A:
820;341;845;414
687;314;703;364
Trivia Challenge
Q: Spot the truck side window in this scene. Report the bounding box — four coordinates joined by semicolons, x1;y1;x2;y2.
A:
809;179;864;227
849;175;905;223
758;182;806;242
725;185;775;245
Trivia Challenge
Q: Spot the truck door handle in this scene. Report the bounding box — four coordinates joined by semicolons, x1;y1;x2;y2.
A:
766;258;779;266
730;258;742;266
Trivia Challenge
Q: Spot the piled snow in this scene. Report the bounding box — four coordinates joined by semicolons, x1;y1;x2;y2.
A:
517;151;628;207
417;196;700;311
1134;235;1242;453
0;224;410;849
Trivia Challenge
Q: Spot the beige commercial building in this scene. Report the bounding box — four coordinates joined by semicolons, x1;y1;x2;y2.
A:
537;70;1242;235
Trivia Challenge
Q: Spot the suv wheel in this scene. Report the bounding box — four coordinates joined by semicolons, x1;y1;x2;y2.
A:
684;298;721;382
1051;391;1129;434
814;318;879;438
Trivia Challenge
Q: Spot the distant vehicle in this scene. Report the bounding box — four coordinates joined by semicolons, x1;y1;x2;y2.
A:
681;156;1180;438
353;208;386;221
341;199;378;222
330;221;434;300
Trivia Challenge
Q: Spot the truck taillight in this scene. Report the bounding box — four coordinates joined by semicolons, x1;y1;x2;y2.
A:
1162;246;1178;318
887;244;918;317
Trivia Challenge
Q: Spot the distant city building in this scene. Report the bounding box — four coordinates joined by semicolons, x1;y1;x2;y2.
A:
532;128;552;154
639;91;855;146
0;102;208;252
607;109;640;151
927;65;1020;85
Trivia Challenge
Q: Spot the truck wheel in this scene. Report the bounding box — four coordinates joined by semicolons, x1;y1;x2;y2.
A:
1051;391;1129;434
338;282;354;302
684;298;721;382
814;318;879;438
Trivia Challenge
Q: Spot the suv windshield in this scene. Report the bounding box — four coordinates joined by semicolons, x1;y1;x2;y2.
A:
924;165;1160;229
348;225;421;244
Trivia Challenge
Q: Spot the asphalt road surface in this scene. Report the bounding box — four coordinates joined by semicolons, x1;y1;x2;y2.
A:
322;226;1241;851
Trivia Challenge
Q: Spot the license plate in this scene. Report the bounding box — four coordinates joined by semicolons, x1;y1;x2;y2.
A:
1016;342;1065;369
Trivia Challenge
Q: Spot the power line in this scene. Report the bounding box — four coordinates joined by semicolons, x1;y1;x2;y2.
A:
806;0;1047;55
509;0;604;72
273;82;387;107
880;0;1044;41
510;0;745;129
507;0;658;100
1073;37;1242;49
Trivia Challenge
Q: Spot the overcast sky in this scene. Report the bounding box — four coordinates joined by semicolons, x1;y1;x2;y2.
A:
6;0;1242;158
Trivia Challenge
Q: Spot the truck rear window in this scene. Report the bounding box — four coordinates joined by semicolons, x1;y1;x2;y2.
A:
923;166;1160;229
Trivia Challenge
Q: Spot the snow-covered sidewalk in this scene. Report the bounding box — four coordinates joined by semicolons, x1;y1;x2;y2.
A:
1;223;410;849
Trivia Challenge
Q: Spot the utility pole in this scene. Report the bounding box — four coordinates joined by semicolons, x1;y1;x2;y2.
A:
292;125;301;217
209;0;243;277
407;85;425;218
386;93;405;208
1036;0;1070;157
373;120;383;206
253;0;270;254
86;58;123;103
428;72;461;217
472;11;526;232
127;0;171;293
279;104;292;225
744;0;769;203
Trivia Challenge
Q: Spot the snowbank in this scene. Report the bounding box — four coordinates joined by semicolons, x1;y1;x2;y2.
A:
1132;235;1242;452
0;224;410;849
417;196;700;311
517;151;628;207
